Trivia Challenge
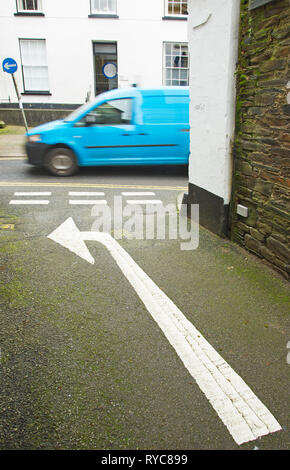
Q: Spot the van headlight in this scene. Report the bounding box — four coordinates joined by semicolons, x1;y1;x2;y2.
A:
27;134;42;142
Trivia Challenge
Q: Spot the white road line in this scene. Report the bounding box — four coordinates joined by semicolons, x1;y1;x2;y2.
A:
95;234;282;445
126;200;163;205
47;217;282;446
68;192;105;196
9;200;50;205
14;192;52;196
69;200;107;205
121;192;156;196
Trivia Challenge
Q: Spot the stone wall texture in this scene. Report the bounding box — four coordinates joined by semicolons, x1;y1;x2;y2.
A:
231;0;290;279
0;106;79;127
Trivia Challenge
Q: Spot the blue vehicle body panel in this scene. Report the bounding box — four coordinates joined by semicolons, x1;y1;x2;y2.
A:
26;87;190;167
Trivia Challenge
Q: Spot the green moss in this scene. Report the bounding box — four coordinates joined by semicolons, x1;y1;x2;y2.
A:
0;125;27;135
216;243;290;307
0;243;20;255
234;262;290;306
0;278;31;309
0;212;18;220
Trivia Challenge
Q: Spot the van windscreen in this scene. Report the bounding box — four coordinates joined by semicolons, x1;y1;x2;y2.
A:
64;102;94;122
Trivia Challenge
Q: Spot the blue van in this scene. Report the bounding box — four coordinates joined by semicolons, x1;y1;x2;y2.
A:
26;87;189;176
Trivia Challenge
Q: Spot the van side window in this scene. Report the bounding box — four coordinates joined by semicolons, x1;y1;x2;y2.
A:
90;98;132;125
142;95;188;124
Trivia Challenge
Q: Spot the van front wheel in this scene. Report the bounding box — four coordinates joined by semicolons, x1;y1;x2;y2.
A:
46;147;78;176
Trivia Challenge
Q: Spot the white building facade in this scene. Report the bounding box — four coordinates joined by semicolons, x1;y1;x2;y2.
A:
0;0;188;115
186;0;240;236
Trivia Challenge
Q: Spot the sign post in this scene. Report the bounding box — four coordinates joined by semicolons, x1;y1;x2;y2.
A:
2;57;28;131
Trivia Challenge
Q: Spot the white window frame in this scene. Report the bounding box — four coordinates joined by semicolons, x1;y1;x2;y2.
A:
90;0;117;15
19;39;49;93
165;0;188;17
17;0;43;12
163;42;189;87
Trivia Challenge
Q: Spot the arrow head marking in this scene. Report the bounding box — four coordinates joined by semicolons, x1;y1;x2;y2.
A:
47;217;95;264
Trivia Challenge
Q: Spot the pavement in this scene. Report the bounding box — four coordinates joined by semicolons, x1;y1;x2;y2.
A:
0;133;26;157
0;130;289;450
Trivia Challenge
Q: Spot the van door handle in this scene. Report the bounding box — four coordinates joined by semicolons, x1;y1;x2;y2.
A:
121;132;148;136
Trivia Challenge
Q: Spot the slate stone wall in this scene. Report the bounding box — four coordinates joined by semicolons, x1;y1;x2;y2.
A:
0;104;80;127
231;0;290;279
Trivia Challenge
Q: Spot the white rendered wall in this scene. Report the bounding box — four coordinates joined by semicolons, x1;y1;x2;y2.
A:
0;0;187;105
187;0;240;204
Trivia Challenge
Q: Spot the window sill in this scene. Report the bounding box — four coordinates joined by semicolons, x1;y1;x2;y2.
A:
162;16;188;21
88;14;119;19
14;12;45;16
21;91;51;96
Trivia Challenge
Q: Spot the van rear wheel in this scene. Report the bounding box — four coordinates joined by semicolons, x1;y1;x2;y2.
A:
46;147;78;176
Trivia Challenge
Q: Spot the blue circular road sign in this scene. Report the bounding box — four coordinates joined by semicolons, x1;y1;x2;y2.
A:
102;62;117;79
2;57;18;74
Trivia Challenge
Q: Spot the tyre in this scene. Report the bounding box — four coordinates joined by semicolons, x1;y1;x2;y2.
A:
46;147;78;176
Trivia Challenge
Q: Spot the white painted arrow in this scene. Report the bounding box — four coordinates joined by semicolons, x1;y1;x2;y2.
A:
47;217;282;445
4;63;16;70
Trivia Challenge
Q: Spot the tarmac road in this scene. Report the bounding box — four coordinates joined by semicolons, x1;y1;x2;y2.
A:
0;156;289;450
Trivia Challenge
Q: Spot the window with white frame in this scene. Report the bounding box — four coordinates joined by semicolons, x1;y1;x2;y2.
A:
17;0;43;12
90;0;117;15
165;0;188;16
19;39;49;92
163;43;189;86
